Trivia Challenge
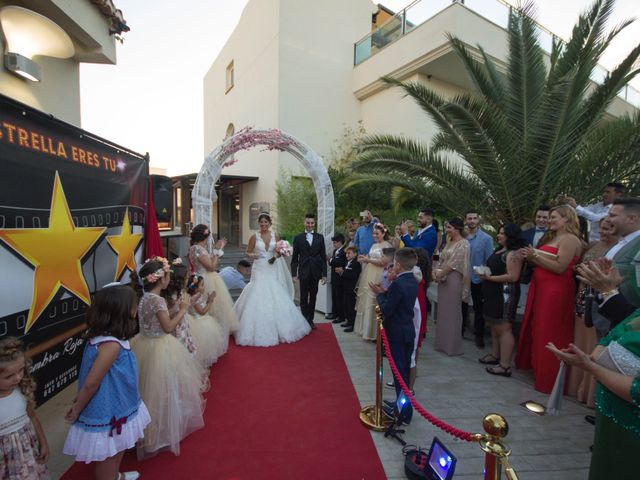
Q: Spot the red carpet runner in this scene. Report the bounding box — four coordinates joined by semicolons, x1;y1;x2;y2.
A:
62;323;387;479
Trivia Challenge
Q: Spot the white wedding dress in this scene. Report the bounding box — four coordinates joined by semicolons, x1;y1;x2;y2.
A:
233;233;311;347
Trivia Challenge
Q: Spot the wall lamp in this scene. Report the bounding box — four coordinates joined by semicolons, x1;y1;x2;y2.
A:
0;6;74;82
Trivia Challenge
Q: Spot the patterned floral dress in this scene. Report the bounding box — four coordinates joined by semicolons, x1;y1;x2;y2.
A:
0;390;49;479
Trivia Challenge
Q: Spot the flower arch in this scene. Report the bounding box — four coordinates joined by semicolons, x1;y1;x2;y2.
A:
192;127;335;246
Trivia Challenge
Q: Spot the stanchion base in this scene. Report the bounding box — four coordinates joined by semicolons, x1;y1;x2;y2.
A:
359;404;394;431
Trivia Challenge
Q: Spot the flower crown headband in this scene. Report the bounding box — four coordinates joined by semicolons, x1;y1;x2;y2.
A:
142;256;171;284
187;275;202;290
375;222;388;234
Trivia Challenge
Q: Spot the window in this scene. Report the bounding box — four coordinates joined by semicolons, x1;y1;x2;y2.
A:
226;60;234;92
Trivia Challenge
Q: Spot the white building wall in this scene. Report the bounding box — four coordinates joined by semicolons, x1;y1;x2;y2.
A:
276;0;374;175
203;0;282;240
203;0;639;244
361;73;470;150
203;0;375;242
0;0;116;125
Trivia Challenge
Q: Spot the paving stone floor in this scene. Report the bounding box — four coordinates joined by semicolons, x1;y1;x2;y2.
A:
333;317;594;480
40;313;594;479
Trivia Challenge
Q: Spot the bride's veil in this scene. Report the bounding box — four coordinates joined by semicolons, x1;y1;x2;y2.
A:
269;226;295;300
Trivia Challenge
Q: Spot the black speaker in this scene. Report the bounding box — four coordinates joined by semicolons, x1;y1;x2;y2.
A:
151;175;173;223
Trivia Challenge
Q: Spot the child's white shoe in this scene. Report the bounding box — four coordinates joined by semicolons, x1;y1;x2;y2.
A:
120;472;140;480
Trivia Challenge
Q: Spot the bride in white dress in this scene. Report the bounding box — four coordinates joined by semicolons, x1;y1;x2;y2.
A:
234;213;312;347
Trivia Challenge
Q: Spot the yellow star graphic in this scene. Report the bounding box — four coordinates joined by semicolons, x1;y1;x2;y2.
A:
107;207;143;281
0;172;105;333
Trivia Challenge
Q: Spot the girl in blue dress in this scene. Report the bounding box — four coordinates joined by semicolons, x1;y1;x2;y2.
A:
63;284;150;480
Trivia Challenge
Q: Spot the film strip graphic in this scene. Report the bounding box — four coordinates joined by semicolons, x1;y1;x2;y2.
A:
0;204;145;229
0;204;145;346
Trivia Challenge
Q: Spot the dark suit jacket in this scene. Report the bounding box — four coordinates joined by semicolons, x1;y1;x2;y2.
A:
341;259;361;291
522;227;536;246
291;232;326;281
522;227;548;247
376;272;418;344
329;246;347;284
598;293;637;329
521;228;545;284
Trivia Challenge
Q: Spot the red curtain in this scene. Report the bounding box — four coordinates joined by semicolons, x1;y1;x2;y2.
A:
144;177;164;258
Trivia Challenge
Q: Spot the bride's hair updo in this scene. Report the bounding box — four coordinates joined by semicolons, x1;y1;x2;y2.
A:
258;212;272;224
374;223;390;241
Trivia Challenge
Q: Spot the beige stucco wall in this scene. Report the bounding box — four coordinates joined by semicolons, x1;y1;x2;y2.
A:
352;4;508;98
203;0;375;243
202;0;638;244
203;0;282;242
0;0;116;125
276;0;374;174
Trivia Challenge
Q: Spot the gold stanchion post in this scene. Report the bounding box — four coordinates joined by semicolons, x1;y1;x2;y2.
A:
479;414;518;480
359;306;393;431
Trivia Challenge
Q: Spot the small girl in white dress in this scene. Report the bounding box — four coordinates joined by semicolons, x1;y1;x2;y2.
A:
0;337;50;480
63;285;150;480
187;274;227;367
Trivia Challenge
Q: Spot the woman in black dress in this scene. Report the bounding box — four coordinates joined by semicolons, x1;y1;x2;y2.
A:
478;223;525;377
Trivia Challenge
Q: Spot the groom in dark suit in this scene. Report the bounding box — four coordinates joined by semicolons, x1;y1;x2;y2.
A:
291;213;327;329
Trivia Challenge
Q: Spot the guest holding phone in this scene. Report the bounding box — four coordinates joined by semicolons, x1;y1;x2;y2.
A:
478;224;525;377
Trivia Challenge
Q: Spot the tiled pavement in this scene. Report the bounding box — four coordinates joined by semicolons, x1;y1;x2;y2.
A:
333;318;593;480
40;313;593;479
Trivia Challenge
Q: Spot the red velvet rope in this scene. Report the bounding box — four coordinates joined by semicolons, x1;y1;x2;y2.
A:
380;327;478;442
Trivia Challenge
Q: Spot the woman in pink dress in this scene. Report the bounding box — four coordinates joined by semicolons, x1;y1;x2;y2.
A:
515;205;583;393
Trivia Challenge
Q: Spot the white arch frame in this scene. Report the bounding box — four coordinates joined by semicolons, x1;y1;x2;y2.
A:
192;128;335;247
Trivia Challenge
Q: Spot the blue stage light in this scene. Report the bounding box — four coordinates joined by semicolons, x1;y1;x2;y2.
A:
426;437;456;480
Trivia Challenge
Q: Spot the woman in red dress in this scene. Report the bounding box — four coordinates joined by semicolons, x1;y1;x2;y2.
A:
515;205;583;393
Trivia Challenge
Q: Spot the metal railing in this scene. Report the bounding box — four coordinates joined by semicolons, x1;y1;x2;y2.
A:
353;0;640;108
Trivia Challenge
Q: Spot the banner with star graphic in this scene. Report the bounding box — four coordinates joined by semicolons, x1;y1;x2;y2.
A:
0;94;149;404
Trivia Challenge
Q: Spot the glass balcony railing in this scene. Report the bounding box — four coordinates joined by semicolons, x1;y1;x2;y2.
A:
353;0;640;108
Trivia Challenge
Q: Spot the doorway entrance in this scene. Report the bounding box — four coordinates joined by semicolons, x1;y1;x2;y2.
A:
218;184;240;245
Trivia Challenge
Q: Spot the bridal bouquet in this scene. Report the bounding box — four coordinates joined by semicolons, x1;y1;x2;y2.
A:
268;240;292;264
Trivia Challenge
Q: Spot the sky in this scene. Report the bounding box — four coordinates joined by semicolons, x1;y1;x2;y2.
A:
80;0;640;177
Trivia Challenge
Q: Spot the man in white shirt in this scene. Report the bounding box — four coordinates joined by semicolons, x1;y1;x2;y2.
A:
566;182;625;242
219;260;251;291
604;198;640;308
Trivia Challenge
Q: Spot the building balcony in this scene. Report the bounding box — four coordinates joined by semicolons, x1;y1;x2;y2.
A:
353;0;639;111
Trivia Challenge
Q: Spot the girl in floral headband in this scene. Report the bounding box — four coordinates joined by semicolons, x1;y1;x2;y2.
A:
129;258;206;458
186;274;226;366
139;257;171;286
162;261;199;357
188;224;239;336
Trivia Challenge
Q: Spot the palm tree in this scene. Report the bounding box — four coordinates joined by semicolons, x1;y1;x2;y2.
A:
348;0;640;227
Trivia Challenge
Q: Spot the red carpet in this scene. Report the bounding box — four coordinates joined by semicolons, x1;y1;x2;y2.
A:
62;324;386;479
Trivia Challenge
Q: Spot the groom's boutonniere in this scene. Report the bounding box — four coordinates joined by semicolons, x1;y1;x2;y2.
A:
269;240;293;264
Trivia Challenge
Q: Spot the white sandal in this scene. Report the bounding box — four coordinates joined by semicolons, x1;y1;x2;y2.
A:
120;472;140;480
